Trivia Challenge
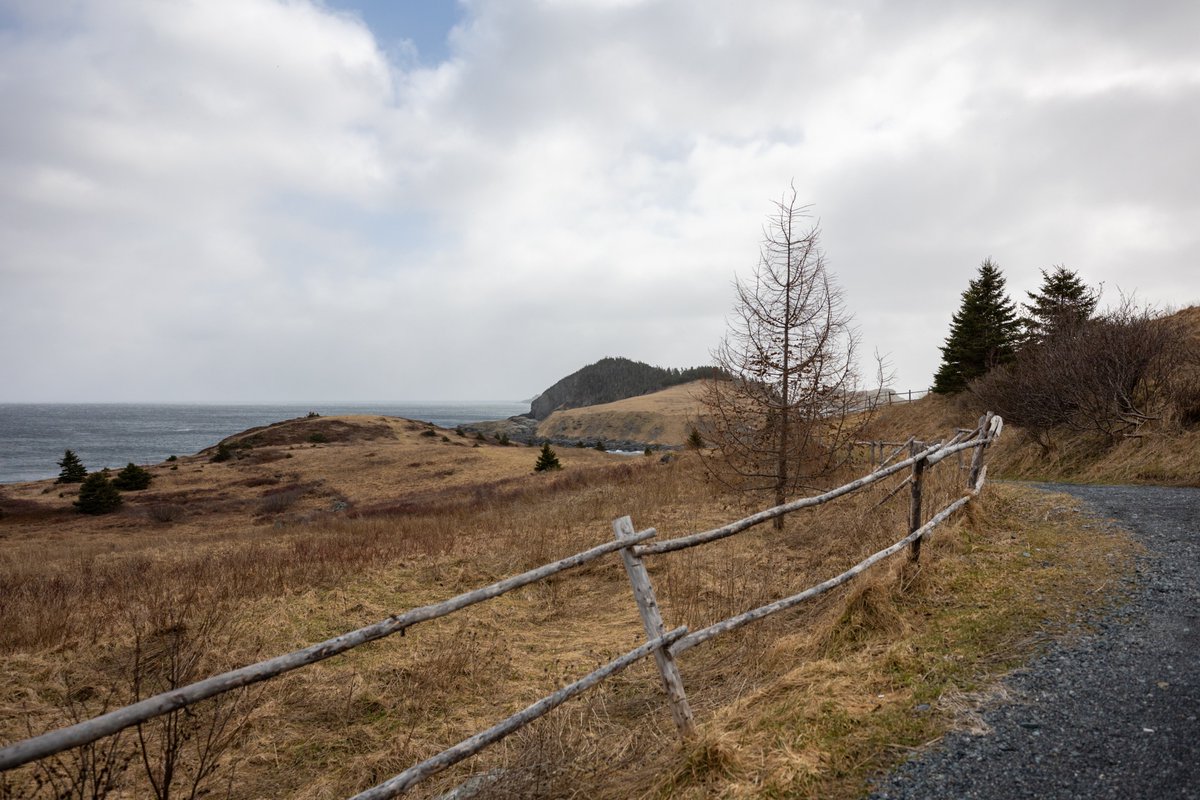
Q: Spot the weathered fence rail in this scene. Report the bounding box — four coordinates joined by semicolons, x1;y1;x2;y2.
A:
0;414;1003;798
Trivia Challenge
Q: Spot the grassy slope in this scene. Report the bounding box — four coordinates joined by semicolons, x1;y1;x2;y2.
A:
0;413;1140;799
861;385;1200;487
537;381;705;446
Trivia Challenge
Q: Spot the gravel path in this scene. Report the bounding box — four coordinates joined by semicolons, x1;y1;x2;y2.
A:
870;483;1200;800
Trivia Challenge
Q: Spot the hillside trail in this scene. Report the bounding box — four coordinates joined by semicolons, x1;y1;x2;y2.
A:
870;482;1200;800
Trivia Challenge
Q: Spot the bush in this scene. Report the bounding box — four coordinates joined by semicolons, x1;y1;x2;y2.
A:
307;432;328;444
594;440;606;452
534;443;562;472
112;462;153;491
497;433;510;446
972;300;1199;444
56;449;87;484
687;427;704;449
258;486;305;515
148;503;185;523
74;471;122;515
211;442;233;463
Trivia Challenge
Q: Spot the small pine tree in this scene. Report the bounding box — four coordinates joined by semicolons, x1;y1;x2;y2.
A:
1021;265;1099;344
112;462;153;491
75;471;122;515
687;427;704;449
56;449;87;484
932;258;1021;394
534;443;562;472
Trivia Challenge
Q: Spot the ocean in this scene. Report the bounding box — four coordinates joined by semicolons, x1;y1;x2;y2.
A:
0;402;529;484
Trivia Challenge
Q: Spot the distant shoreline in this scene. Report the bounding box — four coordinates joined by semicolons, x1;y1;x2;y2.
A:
0;402;528;484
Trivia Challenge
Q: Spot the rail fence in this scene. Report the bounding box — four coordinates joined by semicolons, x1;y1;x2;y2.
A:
0;413;1004;798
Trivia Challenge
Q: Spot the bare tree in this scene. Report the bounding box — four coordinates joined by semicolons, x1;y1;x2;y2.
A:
699;186;873;526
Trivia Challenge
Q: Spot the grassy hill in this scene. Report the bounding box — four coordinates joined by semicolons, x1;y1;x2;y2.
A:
537;380;706;446
0;411;1140;798
530;357;719;420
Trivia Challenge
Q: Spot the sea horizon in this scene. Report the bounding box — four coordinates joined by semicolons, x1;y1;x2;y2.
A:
0;401;530;484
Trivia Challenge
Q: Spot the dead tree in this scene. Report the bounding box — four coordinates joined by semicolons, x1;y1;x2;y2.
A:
699;186;875;527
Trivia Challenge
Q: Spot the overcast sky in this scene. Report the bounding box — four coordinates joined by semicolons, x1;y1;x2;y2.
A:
2;0;1196;402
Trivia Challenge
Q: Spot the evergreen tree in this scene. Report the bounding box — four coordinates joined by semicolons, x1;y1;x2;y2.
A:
687;427;705;449
932;258;1021;394
533;443;562;472
112;462;153;490
56;449;87;484
74;470;123;515
1021;265;1099;344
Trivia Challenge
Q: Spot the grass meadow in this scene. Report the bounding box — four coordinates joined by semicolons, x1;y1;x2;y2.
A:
0;413;1138;798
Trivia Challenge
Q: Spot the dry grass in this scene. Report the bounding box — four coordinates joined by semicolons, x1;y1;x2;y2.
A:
0;414;1139;798
537;382;706;446
861;386;1200;486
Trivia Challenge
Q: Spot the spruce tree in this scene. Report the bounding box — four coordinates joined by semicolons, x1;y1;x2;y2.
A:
113;462;153;490
56;449;87;484
534;443;562;472
932;258;1021;394
74;470;123;515
1021;265;1099;344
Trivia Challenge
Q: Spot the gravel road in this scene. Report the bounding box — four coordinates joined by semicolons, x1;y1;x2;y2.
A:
870;483;1200;800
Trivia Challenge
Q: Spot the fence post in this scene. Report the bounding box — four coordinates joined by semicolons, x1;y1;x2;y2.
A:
613;516;696;738
908;440;925;562
968;412;995;490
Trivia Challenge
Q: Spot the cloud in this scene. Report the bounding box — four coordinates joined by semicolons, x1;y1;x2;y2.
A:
1;0;1196;401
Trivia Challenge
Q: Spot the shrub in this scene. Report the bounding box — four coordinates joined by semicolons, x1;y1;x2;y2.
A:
534;443;562;472
74;471;122;515
972;299;1198;444
56;450;87;484
594;440;606;452
148;503;185;523
211;442;233;463
307;432;328;444
497;433;510;446
112;463;153;491
420;429;438;438
258;487;305;515
306;411;320;418
687;427;704;449
166;455;178;462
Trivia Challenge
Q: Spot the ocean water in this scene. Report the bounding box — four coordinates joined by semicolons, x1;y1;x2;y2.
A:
0;402;529;484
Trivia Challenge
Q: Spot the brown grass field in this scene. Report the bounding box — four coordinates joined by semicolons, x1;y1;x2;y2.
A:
537;382;704;446
0;410;1140;798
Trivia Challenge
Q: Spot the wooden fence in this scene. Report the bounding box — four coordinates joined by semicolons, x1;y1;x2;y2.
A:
0;413;1004;798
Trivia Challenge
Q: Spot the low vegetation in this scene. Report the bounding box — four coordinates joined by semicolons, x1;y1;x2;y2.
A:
73;470;122;515
0;412;1139;798
112;463;153;491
